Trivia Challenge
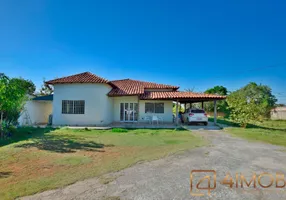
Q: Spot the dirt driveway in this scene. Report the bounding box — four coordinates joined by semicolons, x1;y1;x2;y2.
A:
21;130;286;200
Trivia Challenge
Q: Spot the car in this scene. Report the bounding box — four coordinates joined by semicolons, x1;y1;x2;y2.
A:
182;108;208;125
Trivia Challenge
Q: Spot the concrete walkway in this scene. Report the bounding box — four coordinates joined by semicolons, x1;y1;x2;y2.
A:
21;130;286;200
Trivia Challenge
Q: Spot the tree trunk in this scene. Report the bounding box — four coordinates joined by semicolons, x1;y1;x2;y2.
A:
0;111;3;123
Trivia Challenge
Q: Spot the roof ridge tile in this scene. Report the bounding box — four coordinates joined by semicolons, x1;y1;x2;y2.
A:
46;72;108;84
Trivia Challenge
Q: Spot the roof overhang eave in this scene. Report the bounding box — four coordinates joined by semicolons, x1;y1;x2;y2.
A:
139;97;226;102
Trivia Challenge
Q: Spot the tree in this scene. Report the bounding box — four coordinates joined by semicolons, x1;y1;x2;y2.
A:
226;82;277;127
205;86;228;96
39;78;54;95
204;86;228;114
0;74;29;138
0;73;9;122
10;77;36;95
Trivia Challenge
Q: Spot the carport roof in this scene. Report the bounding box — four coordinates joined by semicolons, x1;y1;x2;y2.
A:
139;91;226;102
33;95;53;101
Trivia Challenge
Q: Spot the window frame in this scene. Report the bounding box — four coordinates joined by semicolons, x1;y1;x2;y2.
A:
145;102;164;114
62;100;85;114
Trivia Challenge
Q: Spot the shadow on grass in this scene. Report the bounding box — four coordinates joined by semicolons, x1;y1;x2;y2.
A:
1;127;106;153
0;127;56;147
0;172;12;179
15;134;105;153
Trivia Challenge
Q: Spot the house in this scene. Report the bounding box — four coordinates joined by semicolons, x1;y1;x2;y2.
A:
21;72;226;126
271;107;286;120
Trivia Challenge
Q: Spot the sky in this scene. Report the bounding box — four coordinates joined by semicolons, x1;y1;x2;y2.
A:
0;0;285;103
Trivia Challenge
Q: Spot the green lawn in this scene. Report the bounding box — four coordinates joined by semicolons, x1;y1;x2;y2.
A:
209;117;286;146
0;127;206;200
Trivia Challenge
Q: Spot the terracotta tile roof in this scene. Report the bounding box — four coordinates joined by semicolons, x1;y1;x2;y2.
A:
108;79;179;96
46;72;108;84
140;91;226;100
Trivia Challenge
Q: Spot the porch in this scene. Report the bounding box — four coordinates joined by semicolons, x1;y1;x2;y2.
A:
140;91;226;126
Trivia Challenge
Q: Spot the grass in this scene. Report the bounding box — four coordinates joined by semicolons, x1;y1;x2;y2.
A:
209;117;286;146
0;127;206;200
225;127;286;146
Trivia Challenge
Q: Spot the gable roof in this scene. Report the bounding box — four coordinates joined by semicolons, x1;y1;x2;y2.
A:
108;79;179;96
44;72;226;101
46;72;108;84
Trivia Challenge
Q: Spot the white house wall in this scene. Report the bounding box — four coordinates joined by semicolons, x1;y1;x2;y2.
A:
113;97;173;123
139;100;173;123
52;83;113;126
113;96;139;122
18;101;52;125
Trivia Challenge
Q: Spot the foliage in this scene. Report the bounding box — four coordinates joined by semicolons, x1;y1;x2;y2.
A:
0;121;16;139
112;128;128;132
205;86;228;95
10;78;36;95
204;86;228;113
173;103;184;114
39;78;54;96
226;82;277;127
0;74;32;138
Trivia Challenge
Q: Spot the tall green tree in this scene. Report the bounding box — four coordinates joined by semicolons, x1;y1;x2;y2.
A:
205;86;228;95
227;82;277;127
0;73;9;122
204;86;228;113
10;77;36;95
0;74;31;138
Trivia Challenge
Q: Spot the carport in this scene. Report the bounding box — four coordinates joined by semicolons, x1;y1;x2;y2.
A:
174;98;224;126
140;91;226;126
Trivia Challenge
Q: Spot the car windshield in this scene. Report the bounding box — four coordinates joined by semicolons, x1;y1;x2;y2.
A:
191;109;205;113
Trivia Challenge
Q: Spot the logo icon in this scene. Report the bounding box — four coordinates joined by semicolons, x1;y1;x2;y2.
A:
190;170;216;196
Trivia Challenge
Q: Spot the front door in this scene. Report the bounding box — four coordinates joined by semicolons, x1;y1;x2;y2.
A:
120;103;138;122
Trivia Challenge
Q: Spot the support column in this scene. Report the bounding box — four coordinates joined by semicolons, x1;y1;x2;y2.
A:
214;100;217;125
201;101;204;109
176;100;179;126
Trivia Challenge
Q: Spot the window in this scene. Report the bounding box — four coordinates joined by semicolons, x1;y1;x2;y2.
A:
155;103;164;113
62;100;85;114
145;102;164;113
145;103;154;113
191;109;205;113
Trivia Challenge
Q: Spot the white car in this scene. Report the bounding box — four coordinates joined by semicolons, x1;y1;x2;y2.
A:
183;108;208;125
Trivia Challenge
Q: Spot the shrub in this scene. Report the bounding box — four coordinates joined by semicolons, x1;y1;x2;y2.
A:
112;128;128;133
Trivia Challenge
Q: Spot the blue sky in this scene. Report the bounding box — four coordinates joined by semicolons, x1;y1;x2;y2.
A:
0;0;285;103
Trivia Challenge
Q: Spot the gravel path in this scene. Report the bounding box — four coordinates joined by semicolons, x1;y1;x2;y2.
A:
21;130;286;200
